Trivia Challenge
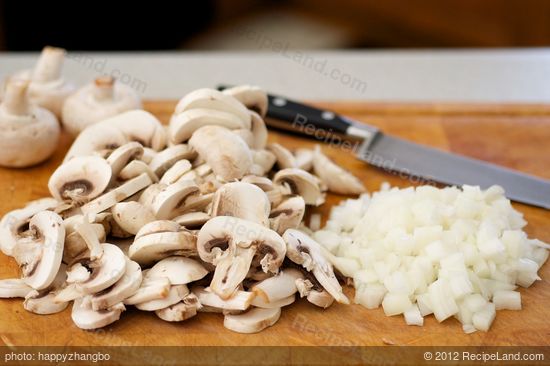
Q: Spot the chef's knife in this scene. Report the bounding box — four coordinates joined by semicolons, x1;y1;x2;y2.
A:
218;87;550;209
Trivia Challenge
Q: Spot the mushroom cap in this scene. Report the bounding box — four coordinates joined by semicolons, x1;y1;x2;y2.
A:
223;307;281;334
273;168;326;206
169;108;249;144
146;256;208;285
189;125;253;181
111;201;155;236
71;297;125;330
63;123;128;162
20;211;65;290
222;85;268;117
210;182;271;227
174;88;251;126
0;80;60;168
151;180;200;220
48;156;112;203
61;78;141;135
197;216;286;268
106;110;167;151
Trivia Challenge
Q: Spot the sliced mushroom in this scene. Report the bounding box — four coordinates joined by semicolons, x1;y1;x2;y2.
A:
64;123;128;162
194;287;254;311
149;144;196;178
197;216;286;299
48;156;112;204
250;150;276;177
0;197;58;256
251;294;295;309
306;288;334;308
119;160;159;183
90;259;142;310
155;293;201;322
81;173;153;215
151;181;200;219
141;147;157;164
129;221;197;266
249;111;269;150
295;148;314;171
282;229;348;304
72;297;125;330
111;201;155;235
273;168;326;206
174;88;251;126
173;212;211;229
0;279;33;298
106;110;167;151
135;284;189;311
240;175;274;191
23;263;68;314
159;160;192;185
223;307;281;334
267;143;297;169
73;218;104;261
269;196;306;235
250;268;303;304
189;125;253;181
146;256;208;285
13;210;65;290
169;108;249;144
72;243;127;295
210;182;271;227
124;276;171;305
222;85;268;117
312;146;366;195
179;193;214;213
106;142;144;178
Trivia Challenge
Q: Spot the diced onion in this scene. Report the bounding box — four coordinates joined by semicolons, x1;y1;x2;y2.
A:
314;185;548;333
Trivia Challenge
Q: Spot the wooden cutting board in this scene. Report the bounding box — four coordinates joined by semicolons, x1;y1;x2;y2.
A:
1;101;550;348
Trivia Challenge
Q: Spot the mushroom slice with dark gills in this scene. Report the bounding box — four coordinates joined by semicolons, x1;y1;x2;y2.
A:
282;229;349;304
128;220;198;266
197;216;286;299
48;156;112;204
54;243;126;302
269;196;306;235
273;168;326;206
0;197;58;256
11;210;65;290
23;263;69;314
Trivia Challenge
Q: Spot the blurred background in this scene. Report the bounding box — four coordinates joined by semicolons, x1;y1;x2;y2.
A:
1;0;550;51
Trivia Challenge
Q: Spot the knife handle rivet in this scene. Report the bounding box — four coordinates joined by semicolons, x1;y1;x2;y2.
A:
273;97;287;107
322;111;335;120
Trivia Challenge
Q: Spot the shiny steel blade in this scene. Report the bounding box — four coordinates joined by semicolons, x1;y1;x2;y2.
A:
357;133;550;209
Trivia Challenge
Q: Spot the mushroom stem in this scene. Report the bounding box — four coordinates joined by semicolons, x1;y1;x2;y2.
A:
211;247;256;299
32;46;65;83
93;76;115;101
2;80;31;116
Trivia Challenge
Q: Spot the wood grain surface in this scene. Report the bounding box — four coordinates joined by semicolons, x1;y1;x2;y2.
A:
1;101;549;348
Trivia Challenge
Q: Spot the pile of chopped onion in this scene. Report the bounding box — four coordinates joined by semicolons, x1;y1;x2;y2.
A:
312;184;549;333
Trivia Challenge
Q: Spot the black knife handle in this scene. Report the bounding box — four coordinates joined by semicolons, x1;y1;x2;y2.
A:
217;85;351;135
265;95;351;135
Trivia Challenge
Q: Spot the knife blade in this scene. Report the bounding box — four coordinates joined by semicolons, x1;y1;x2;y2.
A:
217;86;550;209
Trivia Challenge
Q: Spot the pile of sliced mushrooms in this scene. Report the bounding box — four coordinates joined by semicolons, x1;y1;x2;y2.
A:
0;51;368;333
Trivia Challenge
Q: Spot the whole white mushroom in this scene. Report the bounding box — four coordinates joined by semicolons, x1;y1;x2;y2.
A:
62;76;141;135
0;79;60;167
